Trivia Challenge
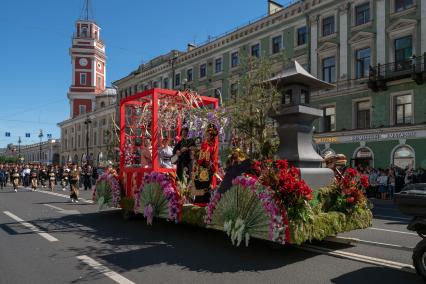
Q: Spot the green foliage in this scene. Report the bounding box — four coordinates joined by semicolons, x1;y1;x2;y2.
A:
181;205;207;227
121;196;135;220
208;184;270;246
0;156;18;163
95;180;112;211
138;183;169;219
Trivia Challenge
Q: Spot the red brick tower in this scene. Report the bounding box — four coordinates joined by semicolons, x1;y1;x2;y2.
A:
68;2;106;118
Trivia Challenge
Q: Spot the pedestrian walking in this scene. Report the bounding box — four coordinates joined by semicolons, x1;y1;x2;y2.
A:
30;166;39;191
11;167;20;192
69;164;80;203
377;170;389;200
0;165;6;190
48;166;56;191
61;165;70;191
388;169;396;199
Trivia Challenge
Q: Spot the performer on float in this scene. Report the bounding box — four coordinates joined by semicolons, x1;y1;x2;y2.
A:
48;166;56;191
30;165;39;191
172;128;195;182
160;138;173;169
191;124;219;204
69;164;80;203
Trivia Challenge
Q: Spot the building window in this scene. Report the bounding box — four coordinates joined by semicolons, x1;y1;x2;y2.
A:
355;3;370;26
134;85;138;93
79;105;86;115
251;43;260;58
323;106;336;132
215;58;222;73
393;146;415;169
300;89;309;104
394;94;412;125
187;69;193;82
282;89;292;105
231;51;239;68
230;83;238;102
297;26;307;46
322;16;335;37
80;73;87;85
97;77;101;88
199;63;207;78
395;35;412;64
355;48;371;79
354;147;373;168
175;73;181;86
81;26;88;38
271;35;283;54
356;100;371;129
322;57;336;83
395;0;414;12
163;77;169;89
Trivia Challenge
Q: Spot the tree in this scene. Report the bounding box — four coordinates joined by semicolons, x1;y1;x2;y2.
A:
225;51;287;159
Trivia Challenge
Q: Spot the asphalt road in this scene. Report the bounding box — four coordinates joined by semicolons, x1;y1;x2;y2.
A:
0;184;423;284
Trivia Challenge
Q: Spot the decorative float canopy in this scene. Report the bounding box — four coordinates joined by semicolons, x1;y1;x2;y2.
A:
119;88;219;195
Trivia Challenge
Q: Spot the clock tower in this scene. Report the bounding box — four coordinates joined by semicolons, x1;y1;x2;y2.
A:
68;7;106;118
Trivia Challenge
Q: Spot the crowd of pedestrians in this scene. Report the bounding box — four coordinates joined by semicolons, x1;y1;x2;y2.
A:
356;165;426;200
0;163;103;202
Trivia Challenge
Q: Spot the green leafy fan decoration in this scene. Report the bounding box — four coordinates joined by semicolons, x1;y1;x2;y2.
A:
209;184;270;247
137;183;169;221
95;180;112;211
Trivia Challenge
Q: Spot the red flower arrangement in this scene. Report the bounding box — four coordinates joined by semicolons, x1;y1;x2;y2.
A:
249;159;313;221
331;168;369;212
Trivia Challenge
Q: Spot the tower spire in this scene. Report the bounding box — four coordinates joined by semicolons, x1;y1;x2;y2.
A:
80;0;93;21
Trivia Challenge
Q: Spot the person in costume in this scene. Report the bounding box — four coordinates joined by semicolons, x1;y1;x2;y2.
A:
191;124;219;204
39;165;48;188
83;164;93;190
48;166;56;191
30;165;39;191
61;165;70;191
69;164;80;203
11;166;20;192
160;138;174;169
173;128;196;182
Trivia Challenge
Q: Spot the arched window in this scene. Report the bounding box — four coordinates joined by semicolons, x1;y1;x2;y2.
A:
393;146;415;169
100;101;105;108
81;27;88;38
353;147;374;168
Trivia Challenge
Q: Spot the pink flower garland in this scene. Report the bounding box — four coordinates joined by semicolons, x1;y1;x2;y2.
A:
93;173;122;207
134;172;182;223
205;175;287;244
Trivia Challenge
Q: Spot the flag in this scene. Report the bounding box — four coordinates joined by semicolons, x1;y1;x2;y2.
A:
47;134;52;139
268;0;283;15
5;132;10;137
25;133;31;138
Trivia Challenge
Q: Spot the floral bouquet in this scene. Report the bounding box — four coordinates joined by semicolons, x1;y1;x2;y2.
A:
134;172;182;224
93;173;122;210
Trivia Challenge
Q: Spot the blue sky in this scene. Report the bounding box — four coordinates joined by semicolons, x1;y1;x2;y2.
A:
0;0;290;147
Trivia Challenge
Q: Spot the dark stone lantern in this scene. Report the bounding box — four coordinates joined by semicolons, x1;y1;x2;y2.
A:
263;61;335;189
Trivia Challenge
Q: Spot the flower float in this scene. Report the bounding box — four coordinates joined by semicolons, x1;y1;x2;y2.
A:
134;172;182;224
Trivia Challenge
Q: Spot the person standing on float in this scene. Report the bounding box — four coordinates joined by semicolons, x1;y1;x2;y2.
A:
69;164;80;203
191;124;218;204
173;128;195;182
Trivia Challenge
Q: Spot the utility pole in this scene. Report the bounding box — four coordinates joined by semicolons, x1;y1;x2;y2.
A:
38;129;43;164
18;136;21;164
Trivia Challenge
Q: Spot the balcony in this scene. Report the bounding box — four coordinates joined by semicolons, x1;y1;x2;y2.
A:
368;54;426;92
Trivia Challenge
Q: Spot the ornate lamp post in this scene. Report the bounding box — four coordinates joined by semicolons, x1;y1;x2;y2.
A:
18;136;21;164
84;116;93;165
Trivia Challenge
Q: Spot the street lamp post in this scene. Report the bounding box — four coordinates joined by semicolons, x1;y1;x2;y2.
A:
38;129;43;164
18;136;21;164
84;116;92;165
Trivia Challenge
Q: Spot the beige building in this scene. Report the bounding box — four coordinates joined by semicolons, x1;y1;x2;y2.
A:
58;88;117;166
19;139;61;165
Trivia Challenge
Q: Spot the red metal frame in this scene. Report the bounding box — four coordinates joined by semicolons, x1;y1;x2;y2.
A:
119;88;219;197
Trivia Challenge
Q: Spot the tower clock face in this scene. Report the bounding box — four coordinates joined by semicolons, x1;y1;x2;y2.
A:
79;58;88;67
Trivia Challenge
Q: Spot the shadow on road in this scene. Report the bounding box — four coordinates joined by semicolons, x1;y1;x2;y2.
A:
331;267;422;284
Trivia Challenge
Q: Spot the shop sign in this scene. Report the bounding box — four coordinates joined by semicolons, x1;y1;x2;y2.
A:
315;130;422;144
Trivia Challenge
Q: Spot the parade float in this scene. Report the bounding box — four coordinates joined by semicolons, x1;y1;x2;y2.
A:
94;62;372;247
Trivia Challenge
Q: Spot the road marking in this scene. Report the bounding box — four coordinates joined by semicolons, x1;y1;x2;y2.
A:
300;244;415;273
35;189;94;204
326;236;414;252
368;227;418;236
3;211;58;242
373;214;411;221
43;204;81;215
77;255;135;284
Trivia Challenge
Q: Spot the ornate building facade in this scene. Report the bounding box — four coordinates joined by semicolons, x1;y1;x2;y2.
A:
114;0;426;169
